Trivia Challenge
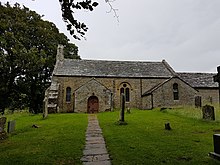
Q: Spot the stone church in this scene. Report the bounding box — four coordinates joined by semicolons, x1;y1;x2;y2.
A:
44;45;219;113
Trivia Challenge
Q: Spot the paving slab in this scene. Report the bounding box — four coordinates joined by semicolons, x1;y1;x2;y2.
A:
83;160;111;165
81;114;111;165
81;154;110;162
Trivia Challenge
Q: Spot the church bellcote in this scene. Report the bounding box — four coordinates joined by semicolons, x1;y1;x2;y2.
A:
56;44;64;62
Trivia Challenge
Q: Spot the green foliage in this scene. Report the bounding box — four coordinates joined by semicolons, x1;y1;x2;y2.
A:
59;0;99;40
0;2;80;113
0;113;87;165
98;109;220;165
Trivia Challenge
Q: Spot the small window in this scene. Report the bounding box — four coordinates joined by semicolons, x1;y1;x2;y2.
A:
173;83;179;100
125;88;130;102
66;87;71;102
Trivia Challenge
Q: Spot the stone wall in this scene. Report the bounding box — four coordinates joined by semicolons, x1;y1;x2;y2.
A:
55;75;170;111
55;76;146;112
74;79;111;113
142;78;198;109
53;75;218;112
152;78;198;108
142;95;153;109
196;88;219;106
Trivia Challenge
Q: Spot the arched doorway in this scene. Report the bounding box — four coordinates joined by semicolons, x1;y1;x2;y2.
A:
87;96;99;113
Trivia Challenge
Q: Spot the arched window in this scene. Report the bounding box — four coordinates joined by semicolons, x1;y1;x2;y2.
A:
120;83;130;102
125;88;130;102
173;83;179;100
66;87;71;102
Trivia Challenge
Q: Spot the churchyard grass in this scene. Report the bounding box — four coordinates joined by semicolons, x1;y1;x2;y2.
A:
0;112;87;165
98;108;220;165
1;107;220;165
163;105;220;121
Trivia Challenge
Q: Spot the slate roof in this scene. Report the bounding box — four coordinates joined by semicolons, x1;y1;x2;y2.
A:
53;59;174;78
178;72;218;88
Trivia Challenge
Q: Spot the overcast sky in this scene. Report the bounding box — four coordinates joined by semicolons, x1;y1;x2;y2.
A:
3;0;220;73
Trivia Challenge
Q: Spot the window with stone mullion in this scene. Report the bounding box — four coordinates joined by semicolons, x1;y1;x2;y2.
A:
120;84;130;102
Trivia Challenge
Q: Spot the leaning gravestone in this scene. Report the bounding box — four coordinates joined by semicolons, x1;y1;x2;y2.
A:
7;120;16;133
0;117;7;140
202;105;215;120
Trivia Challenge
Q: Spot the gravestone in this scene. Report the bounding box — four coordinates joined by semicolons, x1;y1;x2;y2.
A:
202;105;215;120
213;66;220;106
165;122;171;130
209;134;220;161
126;107;131;114
43;88;49;119
195;96;202;108
0;117;7;140
120;94;125;122
7;120;16;133
43;97;48;118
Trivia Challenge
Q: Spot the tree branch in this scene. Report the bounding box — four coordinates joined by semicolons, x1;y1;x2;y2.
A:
105;0;119;22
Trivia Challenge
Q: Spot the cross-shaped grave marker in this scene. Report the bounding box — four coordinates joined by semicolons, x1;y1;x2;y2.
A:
213;66;220;106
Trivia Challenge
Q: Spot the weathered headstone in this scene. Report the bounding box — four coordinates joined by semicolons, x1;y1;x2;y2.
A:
213;66;220;106
202;105;215;120
43;88;49;119
0;117;7;140
120;94;125;122
165;122;171;130
7;120;16;133
126;107;131;114
209;134;220;161
195;96;202;108
43;98;48;118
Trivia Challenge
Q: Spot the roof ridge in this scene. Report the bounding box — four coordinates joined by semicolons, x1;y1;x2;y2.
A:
178;72;216;75
65;58;163;63
162;59;176;76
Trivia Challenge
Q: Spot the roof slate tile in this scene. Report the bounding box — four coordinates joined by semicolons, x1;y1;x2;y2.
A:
53;59;174;78
177;72;218;88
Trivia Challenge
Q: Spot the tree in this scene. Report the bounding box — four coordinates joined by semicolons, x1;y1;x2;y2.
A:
59;0;118;40
0;2;80;113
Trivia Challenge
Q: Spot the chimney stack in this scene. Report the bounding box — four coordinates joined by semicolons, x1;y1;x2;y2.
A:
56;44;64;62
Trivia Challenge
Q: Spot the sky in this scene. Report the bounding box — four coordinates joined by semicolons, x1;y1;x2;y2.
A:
2;0;220;73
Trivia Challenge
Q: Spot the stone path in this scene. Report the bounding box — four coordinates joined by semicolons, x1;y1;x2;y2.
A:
81;114;111;165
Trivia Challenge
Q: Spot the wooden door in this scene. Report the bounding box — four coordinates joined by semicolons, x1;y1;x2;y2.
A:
87;96;99;113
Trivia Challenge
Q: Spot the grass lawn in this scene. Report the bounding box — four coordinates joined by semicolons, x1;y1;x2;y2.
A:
1;107;220;165
98;107;220;165
0;112;87;165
